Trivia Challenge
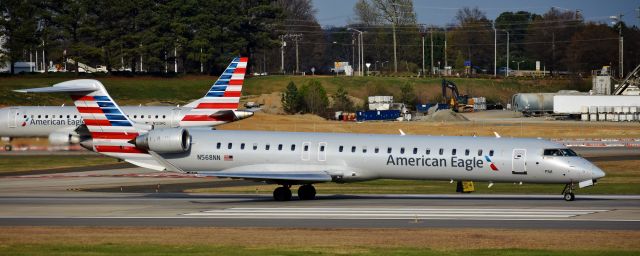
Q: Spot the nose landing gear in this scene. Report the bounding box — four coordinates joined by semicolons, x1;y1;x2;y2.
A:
562;183;575;201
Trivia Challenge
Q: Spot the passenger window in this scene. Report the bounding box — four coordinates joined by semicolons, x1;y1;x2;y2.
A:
351;146;356;153
452;149;457;155
339;146;343;152
59;115;62;118
240;143;245;150
134;115;137;118
400;147;405;154
155;115;158;119
38;115;41;118
465;149;470;156
162;115;166;119
23;115;27;118
253;143;258;150
228;143;232;149
387;147;392;153
489;150;494;156
148;115;151;118
140;115;144;119
362;146;367;153
374;147;379;153
413;148;418;154
439;148;444;155
216;142;221;149
45;115;48;118
320;145;325;152
67;115;70;118
426;149;431;155
265;144;270;150
278;144;283;151
303;145;308;151
291;144;296;151
74;115;77;118
478;149;483;156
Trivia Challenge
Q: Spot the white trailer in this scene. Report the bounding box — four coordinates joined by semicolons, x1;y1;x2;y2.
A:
554;95;640;114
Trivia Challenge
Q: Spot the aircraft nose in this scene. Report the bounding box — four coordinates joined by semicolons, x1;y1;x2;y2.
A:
591;166;606;180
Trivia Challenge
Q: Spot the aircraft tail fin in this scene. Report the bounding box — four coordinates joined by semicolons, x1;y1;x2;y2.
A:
181;57;249;125
15;79;164;170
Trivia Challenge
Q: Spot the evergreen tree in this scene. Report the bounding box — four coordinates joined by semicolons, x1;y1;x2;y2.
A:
281;81;300;114
299;80;329;115
332;85;353;111
399;82;416;105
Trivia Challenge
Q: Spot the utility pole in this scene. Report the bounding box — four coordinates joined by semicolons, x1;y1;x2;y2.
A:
444;27;447;69
200;48;203;73
506;30;510;77
280;35;285;74
610;14;624;78
174;46;178;73
352;37;355;73
430;27;434;75
493;22;497;77
421;26;425;77
348;28;364;76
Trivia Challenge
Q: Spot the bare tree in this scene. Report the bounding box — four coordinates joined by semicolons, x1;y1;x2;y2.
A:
354;0;416;73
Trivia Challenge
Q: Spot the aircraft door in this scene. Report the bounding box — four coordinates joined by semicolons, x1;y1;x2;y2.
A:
318;142;327;161
301;142;311;161
171;108;181;127
512;149;527;174
8;108;18;128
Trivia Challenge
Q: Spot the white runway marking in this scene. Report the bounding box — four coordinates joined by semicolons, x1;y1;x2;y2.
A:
183;207;609;220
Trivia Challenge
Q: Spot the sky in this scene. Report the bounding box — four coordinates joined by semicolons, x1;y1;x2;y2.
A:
312;0;639;27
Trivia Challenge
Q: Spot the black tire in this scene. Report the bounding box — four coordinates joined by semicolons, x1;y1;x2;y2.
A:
4;145;12;151
273;187;292;201
563;192;575;201
298;185;317;200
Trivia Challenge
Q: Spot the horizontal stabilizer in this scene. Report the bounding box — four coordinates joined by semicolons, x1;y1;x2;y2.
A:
14;79;102;93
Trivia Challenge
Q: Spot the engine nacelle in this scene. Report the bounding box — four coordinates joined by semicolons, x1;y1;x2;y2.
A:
134;128;191;153
48;132;80;146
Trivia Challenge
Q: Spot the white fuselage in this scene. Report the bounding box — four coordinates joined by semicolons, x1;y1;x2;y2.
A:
0;106;225;138
159;130;605;184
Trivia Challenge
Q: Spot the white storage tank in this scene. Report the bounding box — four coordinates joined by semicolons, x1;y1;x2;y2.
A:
553;95;640;114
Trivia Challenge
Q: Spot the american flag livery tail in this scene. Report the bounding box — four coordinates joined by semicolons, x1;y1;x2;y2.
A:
15;79;165;171
180;57;250;126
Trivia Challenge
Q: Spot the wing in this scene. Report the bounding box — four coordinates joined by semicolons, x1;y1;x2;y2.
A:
196;164;352;184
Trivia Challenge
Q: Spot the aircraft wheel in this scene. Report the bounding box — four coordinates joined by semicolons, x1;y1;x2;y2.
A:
273;186;292;201
563;192;575;201
297;184;316;200
3;145;12;151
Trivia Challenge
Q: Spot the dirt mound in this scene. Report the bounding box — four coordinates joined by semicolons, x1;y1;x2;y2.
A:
243;92;283;114
418;109;469;122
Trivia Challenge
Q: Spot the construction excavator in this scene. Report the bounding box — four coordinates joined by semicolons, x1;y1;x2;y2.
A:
441;79;474;112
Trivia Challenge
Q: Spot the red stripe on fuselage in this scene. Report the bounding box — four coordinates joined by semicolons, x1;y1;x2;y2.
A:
77;107;103;113
91;132;139;140
95;145;147;154
223;91;241;97
195;103;239;109
84;119;112;126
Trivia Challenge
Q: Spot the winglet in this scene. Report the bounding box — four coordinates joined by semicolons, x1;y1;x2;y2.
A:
493;132;501;138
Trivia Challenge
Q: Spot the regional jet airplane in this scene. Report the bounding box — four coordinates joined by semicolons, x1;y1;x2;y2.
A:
0;57;252;150
17;79;605;201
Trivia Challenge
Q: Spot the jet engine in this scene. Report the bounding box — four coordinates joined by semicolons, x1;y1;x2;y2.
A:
48;132;80;146
134;128;191;153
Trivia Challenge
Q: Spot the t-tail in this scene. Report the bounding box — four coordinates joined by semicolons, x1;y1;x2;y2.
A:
15;79;166;170
181;57;253;126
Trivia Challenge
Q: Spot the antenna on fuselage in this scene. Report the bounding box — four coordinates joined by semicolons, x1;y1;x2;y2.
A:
399;129;406;136
493;132;501;138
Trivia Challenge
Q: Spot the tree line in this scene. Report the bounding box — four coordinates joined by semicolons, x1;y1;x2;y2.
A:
2;0;639;77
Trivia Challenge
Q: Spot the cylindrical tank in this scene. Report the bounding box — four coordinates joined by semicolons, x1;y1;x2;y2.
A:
511;90;584;115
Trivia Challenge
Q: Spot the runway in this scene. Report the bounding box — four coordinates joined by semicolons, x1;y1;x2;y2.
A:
0;193;639;229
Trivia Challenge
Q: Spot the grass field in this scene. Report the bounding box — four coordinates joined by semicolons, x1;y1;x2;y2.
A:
0;227;638;255
0;74;583;106
0;155;117;173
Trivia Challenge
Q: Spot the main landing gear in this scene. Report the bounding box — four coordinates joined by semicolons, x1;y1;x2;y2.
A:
562;183;576;201
272;184;317;201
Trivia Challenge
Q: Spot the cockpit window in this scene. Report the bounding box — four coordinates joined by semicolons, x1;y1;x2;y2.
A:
560;149;578;156
544;149;578;157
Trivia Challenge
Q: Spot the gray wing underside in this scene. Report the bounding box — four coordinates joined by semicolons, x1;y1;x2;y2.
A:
196;164;349;183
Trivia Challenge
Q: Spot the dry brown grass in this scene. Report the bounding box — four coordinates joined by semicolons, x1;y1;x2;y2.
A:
0;227;637;250
220;112;640;139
